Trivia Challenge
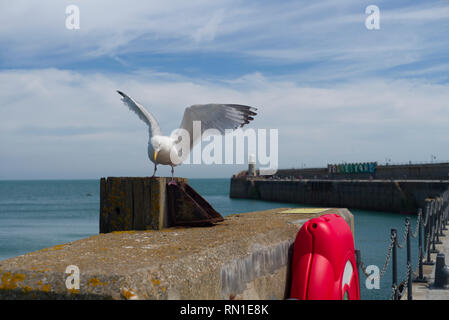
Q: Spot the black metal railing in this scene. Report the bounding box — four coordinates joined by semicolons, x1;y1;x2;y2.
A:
358;189;449;300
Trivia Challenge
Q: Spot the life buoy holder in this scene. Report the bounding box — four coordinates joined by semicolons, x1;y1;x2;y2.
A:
290;213;360;300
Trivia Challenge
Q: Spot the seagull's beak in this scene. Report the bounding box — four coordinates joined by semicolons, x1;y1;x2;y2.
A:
154;150;158;162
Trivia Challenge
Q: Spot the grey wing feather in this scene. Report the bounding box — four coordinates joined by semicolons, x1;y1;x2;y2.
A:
116;90;162;137
176;104;257;148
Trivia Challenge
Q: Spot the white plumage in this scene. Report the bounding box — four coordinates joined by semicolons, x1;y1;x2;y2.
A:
116;90;257;177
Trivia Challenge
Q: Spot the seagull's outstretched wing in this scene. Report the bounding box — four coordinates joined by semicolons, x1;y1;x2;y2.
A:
117;90;162;137
175;104;257;149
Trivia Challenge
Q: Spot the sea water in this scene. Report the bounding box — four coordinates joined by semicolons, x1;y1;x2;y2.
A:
0;179;418;300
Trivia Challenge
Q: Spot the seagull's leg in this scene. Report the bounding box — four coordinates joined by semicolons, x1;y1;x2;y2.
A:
151;164;157;178
168;166;177;186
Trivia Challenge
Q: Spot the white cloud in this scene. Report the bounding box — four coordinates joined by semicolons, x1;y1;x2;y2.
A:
1;68;449;179
192;9;225;43
1;0;448;82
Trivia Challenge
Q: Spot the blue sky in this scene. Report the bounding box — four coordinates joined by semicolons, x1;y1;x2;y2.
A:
1;0;449;179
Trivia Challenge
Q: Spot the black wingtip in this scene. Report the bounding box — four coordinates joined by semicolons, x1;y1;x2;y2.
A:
116;90;125;98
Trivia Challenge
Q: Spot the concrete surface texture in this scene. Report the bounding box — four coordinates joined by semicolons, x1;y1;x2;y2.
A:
0;208;353;300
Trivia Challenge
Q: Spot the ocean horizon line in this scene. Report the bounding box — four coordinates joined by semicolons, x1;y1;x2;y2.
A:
0;177;231;182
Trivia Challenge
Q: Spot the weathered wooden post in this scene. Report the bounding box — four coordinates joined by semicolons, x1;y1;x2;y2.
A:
100;177;187;232
100;177;223;233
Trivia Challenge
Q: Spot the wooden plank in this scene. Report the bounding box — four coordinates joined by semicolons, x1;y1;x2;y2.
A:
132;178;145;230
142;178;151;230
99;178;106;233
123;178;134;230
149;177;163;230
108;177;126;232
106;178;116;232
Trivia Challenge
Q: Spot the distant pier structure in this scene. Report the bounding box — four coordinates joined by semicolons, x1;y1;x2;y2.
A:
242;161;449;181
231;162;449;213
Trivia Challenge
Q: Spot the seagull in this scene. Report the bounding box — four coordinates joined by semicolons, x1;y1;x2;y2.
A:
116;90;257;179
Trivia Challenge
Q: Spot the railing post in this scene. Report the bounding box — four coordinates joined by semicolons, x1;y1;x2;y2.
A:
445;191;449;227
424;201;435;266
406;218;412;300
355;249;362;300
443;194;449;230
437;198;444;241
435;201;442;244
438;198;445;236
392;228;398;300
424;201;431;261
431;200;440;253
444;191;449;226
414;209;428;282
445;195;449;230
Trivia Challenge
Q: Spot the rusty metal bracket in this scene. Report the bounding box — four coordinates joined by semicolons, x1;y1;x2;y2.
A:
167;180;224;227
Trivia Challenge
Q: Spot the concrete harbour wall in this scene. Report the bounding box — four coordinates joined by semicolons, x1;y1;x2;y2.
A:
0;208;353;299
230;178;449;213
264;162;449;180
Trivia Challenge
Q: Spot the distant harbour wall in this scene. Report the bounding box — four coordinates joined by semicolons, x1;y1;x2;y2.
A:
230;178;449;213
264;162;449;180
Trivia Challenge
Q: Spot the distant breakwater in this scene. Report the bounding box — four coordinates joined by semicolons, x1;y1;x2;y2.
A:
230;178;449;213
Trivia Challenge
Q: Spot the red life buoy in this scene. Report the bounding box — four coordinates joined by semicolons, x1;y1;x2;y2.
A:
290;214;360;300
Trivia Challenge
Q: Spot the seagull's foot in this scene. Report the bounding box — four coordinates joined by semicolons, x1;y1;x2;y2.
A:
168;168;176;185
